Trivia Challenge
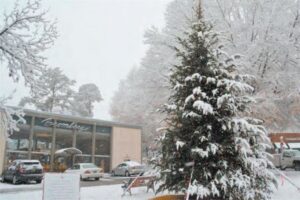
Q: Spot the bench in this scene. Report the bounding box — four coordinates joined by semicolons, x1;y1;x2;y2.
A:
121;175;156;196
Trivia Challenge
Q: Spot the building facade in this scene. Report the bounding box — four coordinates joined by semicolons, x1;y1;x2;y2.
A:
0;109;142;173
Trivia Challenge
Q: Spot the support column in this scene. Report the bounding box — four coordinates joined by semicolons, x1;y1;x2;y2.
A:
28;116;35;159
92;124;96;163
72;129;76;165
50;120;57;172
110;127;114;171
72;129;76;147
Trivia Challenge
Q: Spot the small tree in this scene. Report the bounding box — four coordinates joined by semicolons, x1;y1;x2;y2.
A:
19;67;75;112
72;83;103;117
157;17;276;200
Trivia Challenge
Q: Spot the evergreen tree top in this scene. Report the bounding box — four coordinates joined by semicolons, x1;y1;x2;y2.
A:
156;19;277;200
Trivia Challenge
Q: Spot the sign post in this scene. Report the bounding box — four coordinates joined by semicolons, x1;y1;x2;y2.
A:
43;173;80;200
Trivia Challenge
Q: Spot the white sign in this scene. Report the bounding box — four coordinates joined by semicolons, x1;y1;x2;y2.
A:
43;173;80;200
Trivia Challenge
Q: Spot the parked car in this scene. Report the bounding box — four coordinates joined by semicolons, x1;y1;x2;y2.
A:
0;160;44;184
111;161;144;176
272;149;300;170
65;163;104;181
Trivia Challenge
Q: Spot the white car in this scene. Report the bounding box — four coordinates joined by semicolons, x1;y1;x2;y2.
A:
65;163;104;181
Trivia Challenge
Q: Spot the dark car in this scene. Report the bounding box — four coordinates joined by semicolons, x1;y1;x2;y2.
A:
1;160;44;184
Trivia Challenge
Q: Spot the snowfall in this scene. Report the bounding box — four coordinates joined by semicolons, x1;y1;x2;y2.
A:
0;171;300;200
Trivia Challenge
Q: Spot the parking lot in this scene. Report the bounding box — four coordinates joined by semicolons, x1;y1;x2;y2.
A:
0;174;133;193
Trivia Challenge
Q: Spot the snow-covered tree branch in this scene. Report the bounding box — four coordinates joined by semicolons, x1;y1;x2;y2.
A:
0;0;57;134
0;0;57;85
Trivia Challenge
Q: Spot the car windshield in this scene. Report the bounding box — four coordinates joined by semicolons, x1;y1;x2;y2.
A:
82;164;97;169
72;165;80;169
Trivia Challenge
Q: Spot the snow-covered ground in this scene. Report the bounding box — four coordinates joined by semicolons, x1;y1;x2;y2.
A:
1;171;300;200
0;184;155;200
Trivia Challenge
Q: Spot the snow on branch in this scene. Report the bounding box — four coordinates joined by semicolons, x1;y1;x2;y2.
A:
193;100;214;115
0;94;25;136
0;0;58;86
217;79;254;94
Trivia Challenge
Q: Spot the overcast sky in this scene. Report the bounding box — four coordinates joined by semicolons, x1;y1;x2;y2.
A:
0;0;171;120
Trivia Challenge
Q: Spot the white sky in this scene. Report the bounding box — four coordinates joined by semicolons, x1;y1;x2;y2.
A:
0;0;171;120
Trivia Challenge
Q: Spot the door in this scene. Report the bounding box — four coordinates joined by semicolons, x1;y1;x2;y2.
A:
282;151;293;168
115;164;125;175
6;161;17;180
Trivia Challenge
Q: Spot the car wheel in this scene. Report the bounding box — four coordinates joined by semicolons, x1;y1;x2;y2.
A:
280;166;286;171
36;180;42;184
0;175;5;183
125;171;130;177
80;176;86;181
12;176;18;185
95;177;100;181
295;162;300;171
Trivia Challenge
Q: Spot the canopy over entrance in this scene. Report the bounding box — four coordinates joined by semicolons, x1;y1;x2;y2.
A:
55;147;82;156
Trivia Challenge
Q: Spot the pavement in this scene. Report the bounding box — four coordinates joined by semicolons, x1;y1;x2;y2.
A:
0;174;131;194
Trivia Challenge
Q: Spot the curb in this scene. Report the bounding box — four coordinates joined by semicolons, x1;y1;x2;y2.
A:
0;186;42;194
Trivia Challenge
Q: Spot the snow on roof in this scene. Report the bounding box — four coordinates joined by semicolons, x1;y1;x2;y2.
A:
288;143;300;149
55;147;82;155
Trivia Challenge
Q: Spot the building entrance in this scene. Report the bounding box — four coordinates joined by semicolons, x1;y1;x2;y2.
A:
53;148;82;172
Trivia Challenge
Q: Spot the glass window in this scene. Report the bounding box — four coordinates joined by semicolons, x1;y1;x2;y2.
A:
95;133;110;155
96;126;111;134
76;132;92;154
72;164;80;170
32;126;52;153
77;123;93;132
95;156;110;172
82;164;97;168
283;151;291;157
5;152;28;169
31;153;51;172
55;128;74;150
7;126;30;151
74;155;92;163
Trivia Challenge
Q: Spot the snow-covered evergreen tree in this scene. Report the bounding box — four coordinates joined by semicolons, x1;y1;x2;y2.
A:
157;14;277;200
71;83;103;117
19;67;75;113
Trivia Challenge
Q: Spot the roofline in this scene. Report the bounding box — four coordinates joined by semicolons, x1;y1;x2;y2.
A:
3;106;142;130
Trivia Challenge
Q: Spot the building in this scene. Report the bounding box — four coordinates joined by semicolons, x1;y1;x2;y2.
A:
0;108;142;174
269;133;300;152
